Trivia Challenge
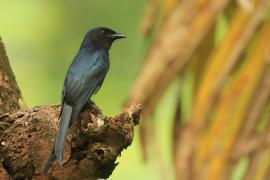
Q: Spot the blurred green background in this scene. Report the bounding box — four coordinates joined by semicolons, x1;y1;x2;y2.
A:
0;1;174;179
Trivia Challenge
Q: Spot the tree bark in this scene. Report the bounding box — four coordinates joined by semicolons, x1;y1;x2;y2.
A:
0;38;142;180
0;37;22;115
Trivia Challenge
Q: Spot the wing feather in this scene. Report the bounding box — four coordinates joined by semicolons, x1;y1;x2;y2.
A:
61;49;109;107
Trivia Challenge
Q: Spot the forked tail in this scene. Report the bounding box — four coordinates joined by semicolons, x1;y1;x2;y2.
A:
54;103;73;165
43;103;73;172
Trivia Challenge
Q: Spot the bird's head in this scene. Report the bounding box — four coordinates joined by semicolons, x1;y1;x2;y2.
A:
81;27;126;49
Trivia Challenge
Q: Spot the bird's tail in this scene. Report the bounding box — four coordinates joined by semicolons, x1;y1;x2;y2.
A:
54;103;73;165
43;103;72;172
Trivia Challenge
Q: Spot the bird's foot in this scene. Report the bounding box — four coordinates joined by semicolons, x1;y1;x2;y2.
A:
88;100;101;113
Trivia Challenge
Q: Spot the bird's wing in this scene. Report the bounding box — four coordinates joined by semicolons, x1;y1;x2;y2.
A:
93;58;109;95
77;64;107;107
61;78;67;105
62;49;109;107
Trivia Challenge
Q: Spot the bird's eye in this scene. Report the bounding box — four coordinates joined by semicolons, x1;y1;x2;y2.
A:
100;30;105;34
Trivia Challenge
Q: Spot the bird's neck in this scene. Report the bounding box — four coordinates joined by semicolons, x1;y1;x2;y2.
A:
80;38;111;51
80;38;94;49
79;44;109;56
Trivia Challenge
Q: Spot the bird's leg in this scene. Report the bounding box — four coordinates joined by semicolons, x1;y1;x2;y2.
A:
89;99;96;106
88;99;100;113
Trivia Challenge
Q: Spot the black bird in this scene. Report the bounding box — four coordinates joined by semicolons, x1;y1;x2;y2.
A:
44;27;126;171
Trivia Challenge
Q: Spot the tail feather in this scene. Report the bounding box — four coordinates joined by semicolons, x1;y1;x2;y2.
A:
54;103;73;166
43;153;57;173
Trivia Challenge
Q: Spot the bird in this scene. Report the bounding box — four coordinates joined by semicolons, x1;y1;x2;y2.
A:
44;27;126;172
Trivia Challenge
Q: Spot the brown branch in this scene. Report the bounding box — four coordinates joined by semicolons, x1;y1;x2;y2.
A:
0;38;23;115
0;37;23;180
0;103;141;179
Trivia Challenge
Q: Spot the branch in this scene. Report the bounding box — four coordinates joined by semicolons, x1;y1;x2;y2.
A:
0;37;23;115
0;101;141;179
0;37;24;180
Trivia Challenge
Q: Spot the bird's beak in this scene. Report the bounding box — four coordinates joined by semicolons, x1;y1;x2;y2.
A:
110;32;126;39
